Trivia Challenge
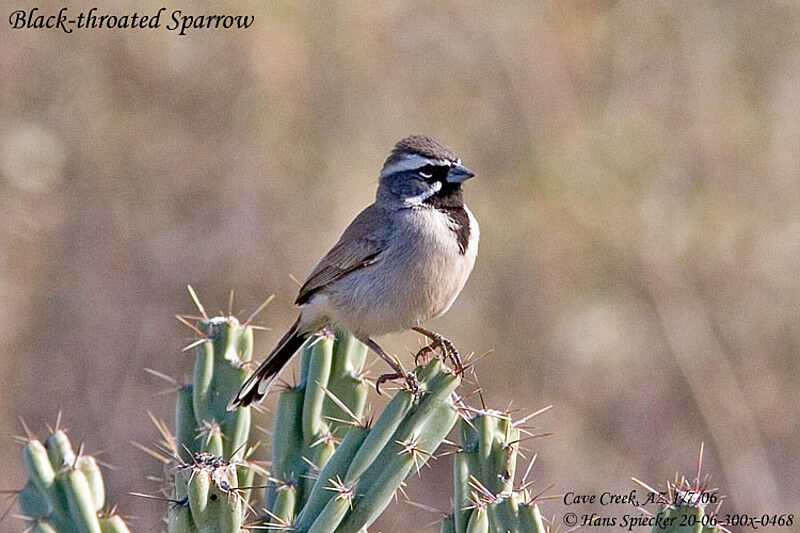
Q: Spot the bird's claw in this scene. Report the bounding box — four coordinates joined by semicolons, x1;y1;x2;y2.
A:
414;334;465;375
375;370;420;396
413;344;436;367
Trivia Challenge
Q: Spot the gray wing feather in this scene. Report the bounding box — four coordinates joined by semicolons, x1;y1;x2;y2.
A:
295;204;387;305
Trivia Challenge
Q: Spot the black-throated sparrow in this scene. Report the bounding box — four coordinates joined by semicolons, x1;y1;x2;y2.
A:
229;135;479;409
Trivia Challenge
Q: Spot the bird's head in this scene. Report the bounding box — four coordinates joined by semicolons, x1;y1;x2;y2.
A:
377;135;474;207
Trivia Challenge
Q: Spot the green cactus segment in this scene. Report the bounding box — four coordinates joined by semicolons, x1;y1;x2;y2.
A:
517;503;547;533
200;424;224;456
166;314;258;533
454;451;475;532
19;431;131;533
175;385;198;461
98;515;132;533
488;497;518;532
322;335;369;437
344;390;415;485
236;463;256;510
441;515;457;533
466;507;489;533
294;428;370;531
221;406;251;461
199;477;242;533
76;456;105;512
186;469;211;519
271;388;305;481
265;331;373;520
297;336;338;503
302;334;334;440
271;483;299;525
23;440;58;501
189;317;253;460
266;387;305;511
306;489;353;533
45;431;76;470
651;505;703;533
170;453;242;533
19;480;50;521
450;411;546;533
328;360;461;533
168;504;197;533
192;340;216;424
649;499;722;533
61;469;103;533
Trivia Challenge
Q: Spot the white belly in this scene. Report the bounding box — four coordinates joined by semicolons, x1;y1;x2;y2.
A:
304;206;479;338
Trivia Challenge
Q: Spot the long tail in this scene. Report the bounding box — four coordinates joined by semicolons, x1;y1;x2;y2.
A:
227;317;307;410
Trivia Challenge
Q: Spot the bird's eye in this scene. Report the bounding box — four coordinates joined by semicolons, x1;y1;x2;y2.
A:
418;165;438;179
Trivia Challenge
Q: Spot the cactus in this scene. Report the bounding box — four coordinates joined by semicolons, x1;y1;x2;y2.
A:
163;306;462;532
170;453;244;533
635;444;726;533
164;304;259;533
262;329;462;532
641;485;723;533
177;314;254;462
264;330;370;520
18;425;130;533
13;289;740;533
283;357;461;532
447;409;549;533
164;301;506;532
161;293;462;533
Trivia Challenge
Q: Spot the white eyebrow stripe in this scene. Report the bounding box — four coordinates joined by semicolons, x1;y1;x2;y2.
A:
380;154;452;177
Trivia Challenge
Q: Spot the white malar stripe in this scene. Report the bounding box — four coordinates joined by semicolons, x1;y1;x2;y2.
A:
380;153;452;178
404;180;442;206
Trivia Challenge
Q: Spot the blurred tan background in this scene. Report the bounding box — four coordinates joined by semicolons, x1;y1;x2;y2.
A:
2;0;799;531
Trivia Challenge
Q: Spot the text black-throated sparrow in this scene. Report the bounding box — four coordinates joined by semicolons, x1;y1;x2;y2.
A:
229;135;479;409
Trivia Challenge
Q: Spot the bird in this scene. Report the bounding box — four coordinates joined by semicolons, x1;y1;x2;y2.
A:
228;135;479;409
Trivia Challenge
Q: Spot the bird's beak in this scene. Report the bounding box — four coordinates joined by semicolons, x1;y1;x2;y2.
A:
446;163;475;183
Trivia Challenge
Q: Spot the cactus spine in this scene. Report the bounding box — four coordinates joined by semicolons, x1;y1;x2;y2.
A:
631;444;725;533
168;314;256;533
286;358;461;532
641;478;724;532
15;290;739;533
19;428;130;533
264;330;370;523
447;410;548;533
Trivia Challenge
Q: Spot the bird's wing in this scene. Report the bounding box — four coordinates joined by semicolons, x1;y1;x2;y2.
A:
295;204;387;305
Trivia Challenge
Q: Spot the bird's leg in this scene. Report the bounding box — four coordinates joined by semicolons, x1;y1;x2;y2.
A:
411;327;463;374
361;337;419;395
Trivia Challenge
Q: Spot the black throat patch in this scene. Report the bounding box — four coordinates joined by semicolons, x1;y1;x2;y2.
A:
425;182;471;254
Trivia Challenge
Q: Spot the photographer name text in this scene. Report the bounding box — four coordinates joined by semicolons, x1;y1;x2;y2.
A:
559;490;794;530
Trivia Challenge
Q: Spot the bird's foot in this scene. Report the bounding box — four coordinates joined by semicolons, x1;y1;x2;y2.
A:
375;370;420;396
413;329;464;375
413;343;436;367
